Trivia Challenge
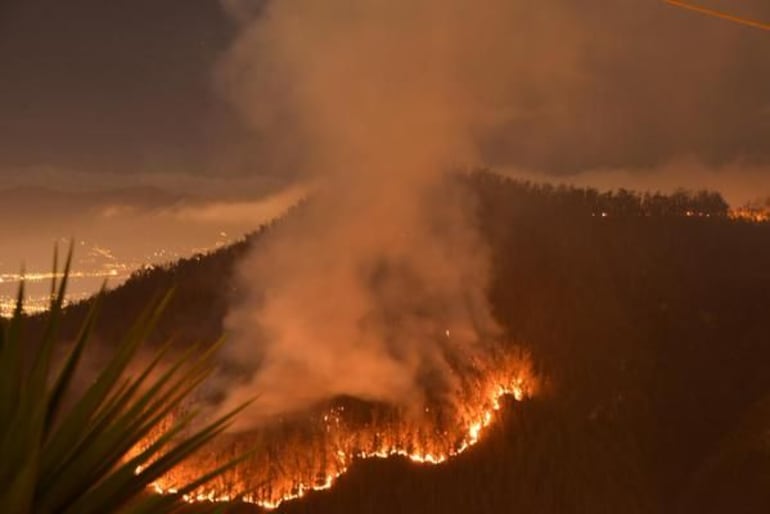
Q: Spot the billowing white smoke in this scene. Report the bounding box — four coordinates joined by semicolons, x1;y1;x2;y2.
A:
212;1;577;427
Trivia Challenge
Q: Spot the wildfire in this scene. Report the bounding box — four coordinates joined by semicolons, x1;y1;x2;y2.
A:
730;207;770;223
134;351;536;511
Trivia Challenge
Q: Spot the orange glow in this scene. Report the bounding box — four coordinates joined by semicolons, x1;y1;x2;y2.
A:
133;351;536;510
729;207;770;223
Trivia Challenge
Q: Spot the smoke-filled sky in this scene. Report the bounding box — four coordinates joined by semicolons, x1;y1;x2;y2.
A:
4;0;770;430
2;0;770;202
197;0;769;425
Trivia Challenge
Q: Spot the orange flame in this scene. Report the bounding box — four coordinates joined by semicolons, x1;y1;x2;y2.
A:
133;351;536;510
729;207;770;223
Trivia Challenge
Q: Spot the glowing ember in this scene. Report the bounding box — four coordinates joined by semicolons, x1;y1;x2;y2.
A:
133;351;536;510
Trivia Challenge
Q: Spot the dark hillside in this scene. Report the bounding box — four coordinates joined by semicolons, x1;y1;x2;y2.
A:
24;172;770;513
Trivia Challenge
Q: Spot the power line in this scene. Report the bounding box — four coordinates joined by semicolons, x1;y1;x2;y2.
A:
665;0;770;31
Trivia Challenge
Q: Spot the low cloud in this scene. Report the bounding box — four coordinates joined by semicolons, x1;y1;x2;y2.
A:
502;158;770;206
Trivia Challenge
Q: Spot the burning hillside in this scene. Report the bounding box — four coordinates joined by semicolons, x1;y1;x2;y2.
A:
135;348;536;510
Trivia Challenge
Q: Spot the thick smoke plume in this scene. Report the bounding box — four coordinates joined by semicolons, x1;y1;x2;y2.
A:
213;1;562;426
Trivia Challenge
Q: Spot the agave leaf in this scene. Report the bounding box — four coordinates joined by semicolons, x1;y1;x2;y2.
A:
39;329;236;514
171;443;258;499
41;291;173;478
19;247;73;480
136;400;253;486
49;243;58;307
32;245;72;383
45;286;103;435
64;337;178;450
62;401;253;514
0;451;38;514
38;292;172;488
41;359;211;506
120;446;258;514
0;276;25;427
87;340;219;457
2;252;255;514
59;413;200;514
0;275;46;500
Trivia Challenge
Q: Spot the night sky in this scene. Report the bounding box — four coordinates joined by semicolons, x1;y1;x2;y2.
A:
0;0;245;175
1;0;770;183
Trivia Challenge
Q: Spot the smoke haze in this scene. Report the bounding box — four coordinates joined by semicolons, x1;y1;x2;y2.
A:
214;0;555;424
3;1;770;194
210;0;770;425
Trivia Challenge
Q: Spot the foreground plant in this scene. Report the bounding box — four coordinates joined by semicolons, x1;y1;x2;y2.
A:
0;247;249;514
